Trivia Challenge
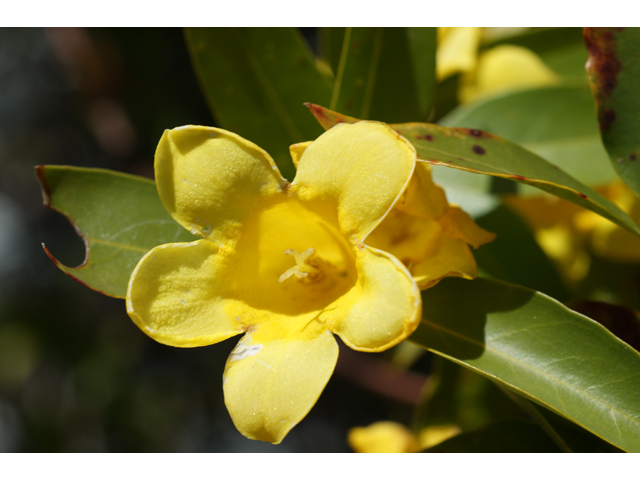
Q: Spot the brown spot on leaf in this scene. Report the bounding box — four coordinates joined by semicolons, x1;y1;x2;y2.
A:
600;109;617;132
584;28;623;97
630;153;637;161
472;145;486;155
416;134;434;141
468;129;485;138
512;175;526;181
584;28;624;132
578;192;588;199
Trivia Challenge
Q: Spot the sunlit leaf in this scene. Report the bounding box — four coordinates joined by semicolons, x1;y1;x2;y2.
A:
440;85;618;189
411;276;640;452
585;27;640;198
185;28;332;180
37;166;195;298
305;103;640;238
330;27;436;122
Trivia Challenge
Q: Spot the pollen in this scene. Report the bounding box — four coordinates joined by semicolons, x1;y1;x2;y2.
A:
279;248;317;283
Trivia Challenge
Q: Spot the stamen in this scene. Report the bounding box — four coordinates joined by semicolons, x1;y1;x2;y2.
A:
278;248;316;283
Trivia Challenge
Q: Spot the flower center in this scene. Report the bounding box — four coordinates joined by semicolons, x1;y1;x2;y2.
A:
278;248;317;282
232;197;357;315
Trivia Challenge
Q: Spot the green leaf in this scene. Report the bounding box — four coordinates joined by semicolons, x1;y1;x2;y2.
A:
36;165;195;299
185;28;333;180
318;27;346;78
305;103;640;238
410;276;640;452
440;85;618;190
330;27;436;122
585;27;640;198
423;420;564;453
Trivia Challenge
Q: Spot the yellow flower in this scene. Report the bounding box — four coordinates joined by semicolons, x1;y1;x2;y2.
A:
290;144;495;290
126;121;422;444
507;182;640;282
437;27;557;103
348;421;461;453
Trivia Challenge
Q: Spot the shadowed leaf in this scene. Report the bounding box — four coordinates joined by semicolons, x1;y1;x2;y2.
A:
424;420;562;453
185;28;332;180
330;27;436;122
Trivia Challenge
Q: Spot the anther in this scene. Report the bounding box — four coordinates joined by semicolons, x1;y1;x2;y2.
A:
279;248;316;283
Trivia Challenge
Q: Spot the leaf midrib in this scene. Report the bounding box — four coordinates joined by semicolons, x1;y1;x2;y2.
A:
420;316;640;450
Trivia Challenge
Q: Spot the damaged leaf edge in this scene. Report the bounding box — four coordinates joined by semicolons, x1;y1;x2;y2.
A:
35;165;135;299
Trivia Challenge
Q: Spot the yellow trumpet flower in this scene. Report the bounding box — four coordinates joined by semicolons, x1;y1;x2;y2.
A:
437;27;557;103
348;421;461;453
126;121;423;444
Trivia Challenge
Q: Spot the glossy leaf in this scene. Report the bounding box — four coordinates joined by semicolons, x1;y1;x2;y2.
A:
37;165;195;298
440;85;618;190
410;276;640;452
305;103;640;238
424;420;562;453
330;27;436;122
185;28;332;180
585;27;640;198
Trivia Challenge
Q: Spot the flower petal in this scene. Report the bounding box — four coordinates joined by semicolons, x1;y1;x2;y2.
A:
126;240;244;347
155;125;286;240
411;235;478;289
438;206;496;249
348;421;419;453
223;318;339;444
395;162;449;220
292;121;416;244
289;141;312;169
460;44;557;103
331;246;421;352
436;27;482;80
366;208;480;289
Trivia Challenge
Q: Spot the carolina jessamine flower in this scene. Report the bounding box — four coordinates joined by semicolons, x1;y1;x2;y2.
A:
507;182;640;283
437;27;557;103
348;421;461;453
290;143;495;289
126;121;422;444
